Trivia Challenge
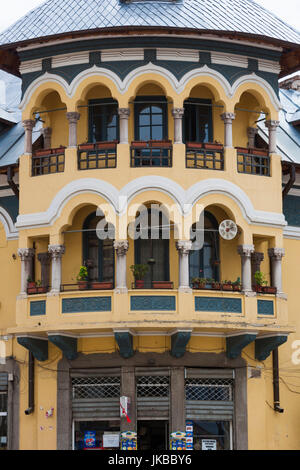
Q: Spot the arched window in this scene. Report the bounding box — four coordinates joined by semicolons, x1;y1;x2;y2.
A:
183;98;213;143
134;207;170;287
134;96;168;141
83;212;115;284
189;211;220;283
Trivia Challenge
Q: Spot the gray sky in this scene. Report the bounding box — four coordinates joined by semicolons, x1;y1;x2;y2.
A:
0;0;299;33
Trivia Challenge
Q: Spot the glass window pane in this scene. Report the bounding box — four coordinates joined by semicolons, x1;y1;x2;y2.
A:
139;114;151;126
187;420;231;451
152;114;163;125
151;126;163;140
140;127;151;141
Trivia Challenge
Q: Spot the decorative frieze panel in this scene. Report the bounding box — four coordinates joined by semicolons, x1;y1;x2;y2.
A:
195;297;242;314
130;296;176;311
30;301;46;316
62;296;112;313
257;300;274;316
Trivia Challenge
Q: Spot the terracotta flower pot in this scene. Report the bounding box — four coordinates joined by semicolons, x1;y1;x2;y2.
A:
135;280;145;289
186;142;203;149
203;143;223;150
222;284;233;291
34;149;51;156
96;141;118;149
236;147;249;154
131;141;148;148
212;283;221;290
152;281;173;289
252;149;269;156
79;143;95;150
91;282;113;290
253;285;264;293
78;281;88;290
233;285;241;292
262;286;277;294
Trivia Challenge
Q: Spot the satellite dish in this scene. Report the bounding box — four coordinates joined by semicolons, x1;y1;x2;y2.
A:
219;220;238;240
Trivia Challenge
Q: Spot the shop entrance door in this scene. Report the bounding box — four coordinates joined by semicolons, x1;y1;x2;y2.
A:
137;420;169;451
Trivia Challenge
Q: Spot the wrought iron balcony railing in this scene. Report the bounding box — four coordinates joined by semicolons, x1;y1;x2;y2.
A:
32;147;65;176
185;142;224;170
236;147;270;176
78;141;118;170
130;140;172;167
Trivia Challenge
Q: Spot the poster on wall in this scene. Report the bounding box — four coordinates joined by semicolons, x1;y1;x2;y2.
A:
185;421;193;450
83;431;96;449
202;439;217;451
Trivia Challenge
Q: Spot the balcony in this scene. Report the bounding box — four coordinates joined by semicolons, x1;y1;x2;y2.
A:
32;147;66;176
77;141;117;170
185;142;224;171
130;140;172;167
236;147;270;176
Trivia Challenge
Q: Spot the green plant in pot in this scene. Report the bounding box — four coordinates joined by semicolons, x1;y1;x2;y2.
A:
77;266;89;290
130;264;149;288
254;271;267;293
232;277;241;291
222;280;233;291
191;277;207;289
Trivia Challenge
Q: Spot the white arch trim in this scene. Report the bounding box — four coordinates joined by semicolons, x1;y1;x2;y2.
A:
19;64;279;111
0;207;19;240
15;176;286;230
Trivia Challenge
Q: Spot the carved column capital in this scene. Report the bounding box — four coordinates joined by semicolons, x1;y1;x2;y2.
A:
18;248;35;261
114;240;129;256
221;112;236;124
37;252;51;264
22;120;35;132
268;247;285;260
247;127;259;138
48;245;66;260
176;240;192;255
66;112;80;124
251;252;264;263
172;108;184;119
265;120;280;131
237;244;255;258
118;108;130;119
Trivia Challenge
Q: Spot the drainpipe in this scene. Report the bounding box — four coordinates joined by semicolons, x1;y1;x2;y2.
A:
273;348;284;413
25;351;34;415
282;163;296;199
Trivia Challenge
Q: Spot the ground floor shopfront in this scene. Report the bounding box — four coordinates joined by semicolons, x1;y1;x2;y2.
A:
57;352;247;450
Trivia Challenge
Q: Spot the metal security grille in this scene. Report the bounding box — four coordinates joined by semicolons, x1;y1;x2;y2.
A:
72;376;120;399
186;148;224;171
237;150;270;176
32;150;65;176
0;373;8;392
71;374;121;420
185;370;234;421
136;373;170;419
185;378;233;401
137;375;170;398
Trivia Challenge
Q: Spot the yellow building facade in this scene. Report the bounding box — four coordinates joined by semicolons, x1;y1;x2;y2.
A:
0;0;300;451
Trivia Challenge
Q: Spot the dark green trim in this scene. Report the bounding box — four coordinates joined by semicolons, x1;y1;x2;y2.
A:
283;195;300;227
62;296;112;313
17;337;48;362
48;335;78;360
171;331;192;358
0;195;19;222
255;335;288;361
114;332;134;359
195;297;242;313
226;334;257;359
257;299;274;316
130;295;176;311
19;36;282;62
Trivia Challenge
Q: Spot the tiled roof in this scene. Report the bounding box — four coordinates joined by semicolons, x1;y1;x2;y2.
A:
0;0;299;47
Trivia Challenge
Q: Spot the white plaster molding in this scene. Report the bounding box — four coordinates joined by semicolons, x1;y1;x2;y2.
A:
52;51;90;68
283;226;300;240
101;48;144;62
157;48;199;62
0;207;19;240
16;176;287;231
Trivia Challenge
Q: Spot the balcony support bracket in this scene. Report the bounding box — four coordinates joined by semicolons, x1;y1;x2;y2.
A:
48;334;78;360
255;335;288;361
114;331;134;359
226;333;257;359
171;331;192;358
17;336;48;362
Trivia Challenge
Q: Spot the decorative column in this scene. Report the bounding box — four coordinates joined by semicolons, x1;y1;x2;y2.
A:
221;112;236;148
48;245;65;294
265;120;280;154
66;112;80;148
37;253;51;289
176;240;192;292
268;248;285;294
18;248;35;295
118;108;130;145
22;120;35;154
251;252;264;285
43;127;52;149
114;240;129;293
247;127;258;148
172;108;184;144
237;245;255;293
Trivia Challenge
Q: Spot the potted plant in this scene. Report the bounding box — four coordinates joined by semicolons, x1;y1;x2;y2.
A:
191;277;207;289
36;280;47;294
232;277;242;292
253;271;267;293
130;264;149;288
222;280;233;291
152;280;173;289
263;285;277;294
77;266;89;290
211;279;221;290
